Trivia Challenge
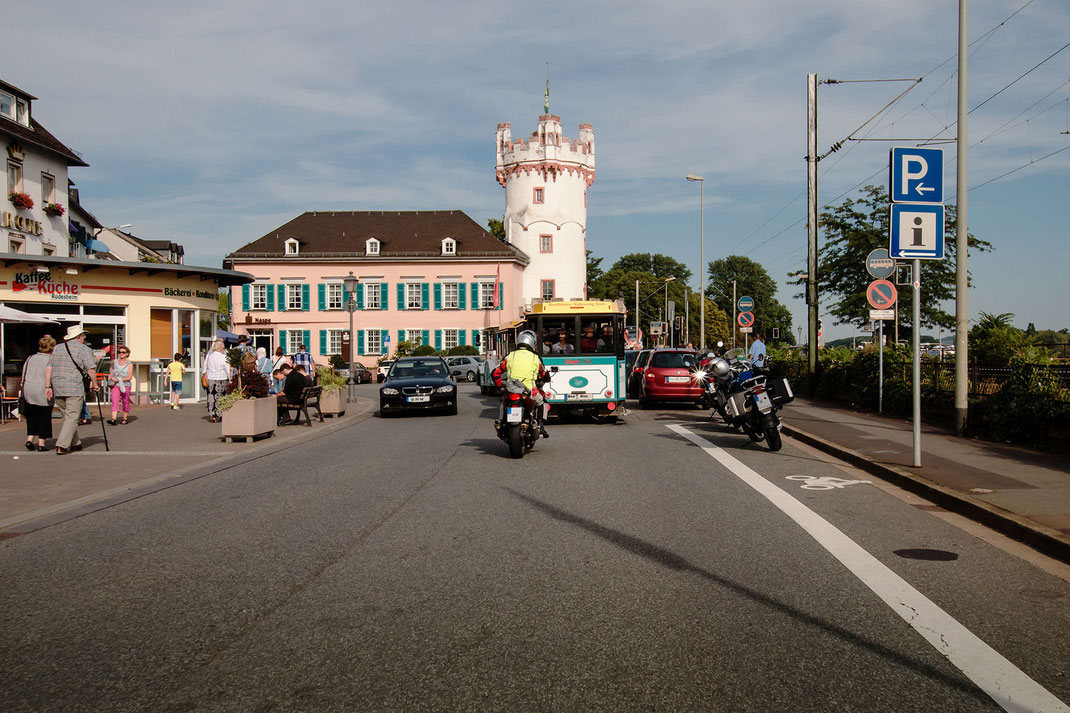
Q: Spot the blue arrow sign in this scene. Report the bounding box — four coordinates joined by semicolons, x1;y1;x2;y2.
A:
890;204;945;259
890;147;944;204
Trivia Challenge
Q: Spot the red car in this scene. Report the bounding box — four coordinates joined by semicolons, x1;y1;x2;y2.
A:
638;349;703;408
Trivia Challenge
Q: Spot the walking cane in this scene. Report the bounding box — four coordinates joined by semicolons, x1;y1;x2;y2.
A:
93;382;109;452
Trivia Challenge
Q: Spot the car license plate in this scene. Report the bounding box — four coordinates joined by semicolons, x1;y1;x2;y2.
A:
566;392;593;400
667;376;690;383
407;395;430;403
506;406;523;423
754;390;773;412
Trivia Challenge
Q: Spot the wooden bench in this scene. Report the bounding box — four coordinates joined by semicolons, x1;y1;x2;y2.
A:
281;386;323;427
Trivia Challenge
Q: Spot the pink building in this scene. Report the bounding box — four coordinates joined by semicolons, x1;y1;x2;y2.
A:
223;211;527;363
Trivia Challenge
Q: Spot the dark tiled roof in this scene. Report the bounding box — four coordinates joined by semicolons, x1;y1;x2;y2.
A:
0;116;88;167
225;210;526;262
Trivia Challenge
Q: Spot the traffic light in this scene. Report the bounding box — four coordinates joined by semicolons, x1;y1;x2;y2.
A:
674;316;684;332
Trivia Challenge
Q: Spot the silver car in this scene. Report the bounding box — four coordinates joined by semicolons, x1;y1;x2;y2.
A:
447;356;483;382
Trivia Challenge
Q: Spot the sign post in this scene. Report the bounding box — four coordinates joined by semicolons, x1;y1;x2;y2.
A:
867;279;898;413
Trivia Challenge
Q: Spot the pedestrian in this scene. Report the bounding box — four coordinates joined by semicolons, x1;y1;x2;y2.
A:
236;334;252;356
167;352;185;409
749;330;766;369
202;338;231;423
271;346;290;395
21;334;56;452
291;343;314;377
255;347;273;382
44;324;100;455
107;344;134;425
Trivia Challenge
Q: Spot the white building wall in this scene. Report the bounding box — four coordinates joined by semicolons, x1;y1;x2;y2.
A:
496;115;594;306
2;148;70;256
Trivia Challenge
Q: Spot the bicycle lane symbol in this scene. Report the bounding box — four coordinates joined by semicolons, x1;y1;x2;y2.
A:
786;475;872;490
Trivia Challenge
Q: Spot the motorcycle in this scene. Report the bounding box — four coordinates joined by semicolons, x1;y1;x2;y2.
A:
494;378;543;458
701;348;794;452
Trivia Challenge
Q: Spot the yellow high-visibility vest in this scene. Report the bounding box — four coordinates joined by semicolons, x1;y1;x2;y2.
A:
507;348;541;389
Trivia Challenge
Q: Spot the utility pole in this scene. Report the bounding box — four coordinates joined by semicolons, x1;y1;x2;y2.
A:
807;73;819;392
954;0;970;435
732;279;737;350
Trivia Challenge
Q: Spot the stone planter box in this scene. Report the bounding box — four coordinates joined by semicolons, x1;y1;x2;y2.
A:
221;397;276;443
320;389;345;417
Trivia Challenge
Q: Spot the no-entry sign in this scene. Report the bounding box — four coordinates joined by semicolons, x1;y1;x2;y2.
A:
867;280;898;310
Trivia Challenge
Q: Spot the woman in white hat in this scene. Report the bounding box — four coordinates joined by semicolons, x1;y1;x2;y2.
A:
44;324;100;454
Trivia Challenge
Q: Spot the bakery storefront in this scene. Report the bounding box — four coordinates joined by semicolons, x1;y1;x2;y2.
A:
0;255;253;403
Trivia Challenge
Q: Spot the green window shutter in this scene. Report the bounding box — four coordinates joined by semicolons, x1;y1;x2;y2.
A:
397;283;405;310
458;282;466;310
398;330;405;346
380;283;388;309
421;282;429;310
423;329;430;348
471;282;479;310
266;284;275;311
317;283;326;311
277;284;286;311
319;330;327;355
433;282;442;310
302;284;310;311
356;283;364;310
279;330;288;351
241;284;250;311
472;330;479;348
434;330;442;351
357;330;365;354
380;330;388;355
459;330;466;346
303;330;311;352
497;282;504;310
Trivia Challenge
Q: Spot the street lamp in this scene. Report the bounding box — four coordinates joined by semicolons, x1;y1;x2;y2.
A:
664;276;676;347
342;271;359;397
686;175;704;350
634;276;676;347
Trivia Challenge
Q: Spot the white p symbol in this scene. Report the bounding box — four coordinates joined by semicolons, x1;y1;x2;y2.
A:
901;155;928;195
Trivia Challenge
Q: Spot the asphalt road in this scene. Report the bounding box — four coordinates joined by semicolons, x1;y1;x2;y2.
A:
1;383;1068;712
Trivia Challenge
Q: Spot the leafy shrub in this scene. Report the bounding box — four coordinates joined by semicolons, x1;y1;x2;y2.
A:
316;366;348;393
329;354;347;369
446;345;480;356
981;356;1068;445
412;345;437;356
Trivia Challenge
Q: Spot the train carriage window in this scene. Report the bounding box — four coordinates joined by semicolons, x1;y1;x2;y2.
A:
541;317;576;355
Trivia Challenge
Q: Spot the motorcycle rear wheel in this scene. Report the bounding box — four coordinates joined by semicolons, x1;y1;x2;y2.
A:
507;425;524;459
762;414;782;451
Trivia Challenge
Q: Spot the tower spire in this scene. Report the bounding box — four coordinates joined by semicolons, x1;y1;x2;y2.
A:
544;62;550;115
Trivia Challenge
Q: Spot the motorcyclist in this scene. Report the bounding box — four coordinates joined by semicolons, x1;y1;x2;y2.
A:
491;330;551;438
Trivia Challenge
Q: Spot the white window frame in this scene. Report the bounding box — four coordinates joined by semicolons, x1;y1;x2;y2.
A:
7;160;22;194
0;92;13;121
251;284;268;311
443;282;459;309
366;330;382;355
288;331;304;354
406;282;422;310
326;329;344;355
479;281;496;309
326;282;344;310
541;280;555;302
443;329;459;350
8;236;25;253
366;238;380;255
286;283;303;311
15;98;27;126
540;234;553;253
285;238;300;255
41;173;54;204
364;282;381;310
441;238;456;255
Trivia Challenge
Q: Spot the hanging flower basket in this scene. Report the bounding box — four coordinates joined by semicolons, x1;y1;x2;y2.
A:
43;202;65;217
8;192;33;210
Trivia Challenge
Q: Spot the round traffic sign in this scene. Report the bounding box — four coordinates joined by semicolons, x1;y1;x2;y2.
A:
866;280;898;309
737;311;754;328
866;248;895;279
737;296;754;311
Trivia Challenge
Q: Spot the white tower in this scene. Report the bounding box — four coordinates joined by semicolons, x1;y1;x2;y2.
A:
496;109;594;306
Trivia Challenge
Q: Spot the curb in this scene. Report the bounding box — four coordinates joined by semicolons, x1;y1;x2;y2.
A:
0;397;376;537
782;423;1070;565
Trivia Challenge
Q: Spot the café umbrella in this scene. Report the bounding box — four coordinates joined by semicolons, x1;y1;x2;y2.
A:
0;305;58;323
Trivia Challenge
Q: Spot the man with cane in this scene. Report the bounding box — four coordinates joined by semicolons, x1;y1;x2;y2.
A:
45;324;102;455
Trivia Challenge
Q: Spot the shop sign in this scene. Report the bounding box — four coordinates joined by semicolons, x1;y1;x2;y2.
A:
11;271;79;301
163;287;217;300
2;212;44;235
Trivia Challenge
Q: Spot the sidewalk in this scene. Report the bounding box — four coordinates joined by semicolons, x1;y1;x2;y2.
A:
781;397;1070;563
0;394;374;535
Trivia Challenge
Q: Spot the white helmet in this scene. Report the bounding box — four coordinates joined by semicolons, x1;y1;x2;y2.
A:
516;330;538;350
710;357;731;378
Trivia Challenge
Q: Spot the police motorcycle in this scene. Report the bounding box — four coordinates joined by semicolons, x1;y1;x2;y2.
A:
701;348;794;452
492;331;549;459
696;341;730;416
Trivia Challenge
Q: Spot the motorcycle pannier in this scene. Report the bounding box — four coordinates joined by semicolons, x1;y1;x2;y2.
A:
766;376;795;406
727;392;748;419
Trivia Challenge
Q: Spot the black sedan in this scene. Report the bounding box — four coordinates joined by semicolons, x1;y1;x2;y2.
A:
379;357;458;416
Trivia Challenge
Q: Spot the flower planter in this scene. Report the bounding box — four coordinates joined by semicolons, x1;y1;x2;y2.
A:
220;396;276;442
320;388;346;416
8;192;33;210
43;203;65;217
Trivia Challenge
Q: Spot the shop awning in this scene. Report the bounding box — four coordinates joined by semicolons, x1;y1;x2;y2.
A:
0;305;59;324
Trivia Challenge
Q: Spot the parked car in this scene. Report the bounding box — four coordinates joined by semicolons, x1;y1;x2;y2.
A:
376;360;394;382
379;357;458;416
627;349;653;398
447;355;483;382
350;362;374;383
638;349;702;408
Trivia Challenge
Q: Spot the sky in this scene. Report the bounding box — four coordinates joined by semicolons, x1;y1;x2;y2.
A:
6;0;1069;341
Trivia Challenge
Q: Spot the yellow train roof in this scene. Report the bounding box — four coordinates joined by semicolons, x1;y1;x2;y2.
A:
528;300;626;315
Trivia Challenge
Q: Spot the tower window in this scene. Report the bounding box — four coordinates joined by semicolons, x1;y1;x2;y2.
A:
541;280;555;302
533;187;544;204
539;234;553;253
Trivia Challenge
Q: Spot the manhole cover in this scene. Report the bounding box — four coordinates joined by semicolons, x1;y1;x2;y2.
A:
893;548;959;561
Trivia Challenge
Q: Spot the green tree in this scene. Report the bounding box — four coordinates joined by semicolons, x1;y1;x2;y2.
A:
610;253;692;283
586;250;604;286
969;312;1028;365
708;255;793;343
803;185;991;330
217;291;230;330
486;217;505;241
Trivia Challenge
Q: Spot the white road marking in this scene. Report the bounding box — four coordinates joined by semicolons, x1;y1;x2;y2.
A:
785;475;871;490
668;424;1069;713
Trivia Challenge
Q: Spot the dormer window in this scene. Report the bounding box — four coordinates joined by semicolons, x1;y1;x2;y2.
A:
0;91;29;127
366;238;380;256
284;238;300;255
441;237;456;256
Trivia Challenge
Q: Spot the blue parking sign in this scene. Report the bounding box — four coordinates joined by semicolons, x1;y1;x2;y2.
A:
890;147;943;204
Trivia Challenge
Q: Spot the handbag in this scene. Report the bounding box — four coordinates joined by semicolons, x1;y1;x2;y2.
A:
201;373;209;389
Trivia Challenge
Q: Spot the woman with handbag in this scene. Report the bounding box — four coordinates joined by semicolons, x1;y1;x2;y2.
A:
202;339;231;423
107;345;134;425
21;335;57;452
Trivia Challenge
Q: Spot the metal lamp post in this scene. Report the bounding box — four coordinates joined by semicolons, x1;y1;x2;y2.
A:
343;272;358;398
686;175;704;349
664;277;676;347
